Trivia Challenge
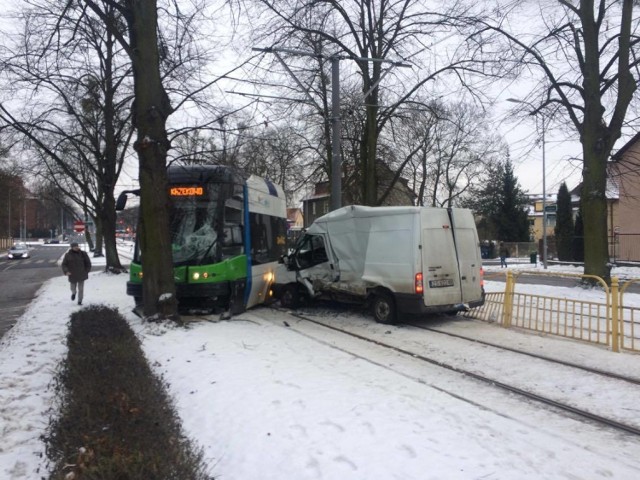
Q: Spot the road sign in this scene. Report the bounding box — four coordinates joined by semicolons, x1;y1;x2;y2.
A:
73;220;85;233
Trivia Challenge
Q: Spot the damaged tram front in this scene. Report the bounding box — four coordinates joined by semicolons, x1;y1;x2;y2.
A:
116;165;287;314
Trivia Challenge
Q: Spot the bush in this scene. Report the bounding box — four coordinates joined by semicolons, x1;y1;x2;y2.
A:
44;305;211;480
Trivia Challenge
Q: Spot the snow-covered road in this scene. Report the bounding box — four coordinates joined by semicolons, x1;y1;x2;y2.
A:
2;261;640;479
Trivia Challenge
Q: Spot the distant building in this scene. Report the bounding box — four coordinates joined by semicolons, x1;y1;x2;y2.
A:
286;208;304;230
302;162;415;227
607;133;640;261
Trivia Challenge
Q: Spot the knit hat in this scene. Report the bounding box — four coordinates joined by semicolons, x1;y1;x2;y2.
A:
70;242;79;247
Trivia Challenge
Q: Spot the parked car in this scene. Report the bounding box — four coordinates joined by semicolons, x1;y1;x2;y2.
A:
7;243;30;259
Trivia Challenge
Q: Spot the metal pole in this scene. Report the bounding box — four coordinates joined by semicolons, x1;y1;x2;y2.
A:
23;197;26;241
330;55;342;211
542;117;548;269
7;188;10;238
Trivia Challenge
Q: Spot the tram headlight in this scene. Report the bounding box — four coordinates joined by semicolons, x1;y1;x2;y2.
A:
192;271;209;281
264;271;274;283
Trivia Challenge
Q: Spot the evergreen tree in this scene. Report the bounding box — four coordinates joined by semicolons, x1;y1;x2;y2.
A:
463;158;530;241
554;182;574;261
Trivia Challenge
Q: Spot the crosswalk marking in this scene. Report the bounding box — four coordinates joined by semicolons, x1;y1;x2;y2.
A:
0;259;57;266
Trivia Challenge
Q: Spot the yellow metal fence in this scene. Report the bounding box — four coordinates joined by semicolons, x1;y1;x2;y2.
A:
464;271;640;353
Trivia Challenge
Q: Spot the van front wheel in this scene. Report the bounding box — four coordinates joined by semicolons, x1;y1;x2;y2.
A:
280;284;306;309
372;293;397;324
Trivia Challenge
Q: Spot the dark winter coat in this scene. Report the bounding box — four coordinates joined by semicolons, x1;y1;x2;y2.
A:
62;249;92;283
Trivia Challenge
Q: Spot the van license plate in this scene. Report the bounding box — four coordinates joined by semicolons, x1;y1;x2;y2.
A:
429;279;454;288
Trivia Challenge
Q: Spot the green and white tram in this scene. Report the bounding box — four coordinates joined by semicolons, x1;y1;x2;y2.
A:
117;165;288;313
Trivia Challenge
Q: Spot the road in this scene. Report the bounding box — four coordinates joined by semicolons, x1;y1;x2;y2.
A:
0;244;68;338
483;259;640;293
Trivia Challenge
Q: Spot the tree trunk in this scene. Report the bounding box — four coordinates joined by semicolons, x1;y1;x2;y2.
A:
580;0;613;283
581;144;611;283
364;104;378;206
129;0;178;320
363;60;381;206
84;224;95;251
99;197;124;271
93;218;104;257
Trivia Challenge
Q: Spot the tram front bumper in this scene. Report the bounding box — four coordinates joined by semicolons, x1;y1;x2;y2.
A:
126;281;231;299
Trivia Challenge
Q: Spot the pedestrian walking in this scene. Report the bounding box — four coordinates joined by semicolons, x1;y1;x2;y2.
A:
499;241;509;268
62;242;92;305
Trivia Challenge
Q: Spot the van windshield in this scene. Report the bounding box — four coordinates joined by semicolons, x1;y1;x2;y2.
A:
295;234;328;269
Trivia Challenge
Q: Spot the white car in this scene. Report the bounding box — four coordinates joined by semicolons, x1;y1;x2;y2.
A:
7;243;30;259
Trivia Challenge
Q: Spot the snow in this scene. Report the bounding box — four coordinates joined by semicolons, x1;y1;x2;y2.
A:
1;246;640;479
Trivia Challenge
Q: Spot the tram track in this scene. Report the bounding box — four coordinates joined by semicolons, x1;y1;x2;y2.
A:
405;322;640;386
275;307;640;438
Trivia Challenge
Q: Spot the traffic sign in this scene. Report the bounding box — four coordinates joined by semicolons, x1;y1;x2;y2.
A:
73;220;85;233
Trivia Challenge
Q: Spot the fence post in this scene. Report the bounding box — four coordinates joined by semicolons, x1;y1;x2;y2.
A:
502;270;514;328
610;277;620;352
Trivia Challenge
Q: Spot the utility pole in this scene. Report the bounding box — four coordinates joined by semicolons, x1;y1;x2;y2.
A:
23;196;27;241
507;98;548;269
7;188;11;238
330;55;341;211
252;46;410;211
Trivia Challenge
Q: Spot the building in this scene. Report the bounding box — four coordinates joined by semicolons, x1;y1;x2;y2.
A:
608;133;640;261
286;208;304;230
537;131;640;262
302;163;416;227
527;193;558;243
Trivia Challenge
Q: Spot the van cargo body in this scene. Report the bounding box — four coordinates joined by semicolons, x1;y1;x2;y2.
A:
274;205;485;323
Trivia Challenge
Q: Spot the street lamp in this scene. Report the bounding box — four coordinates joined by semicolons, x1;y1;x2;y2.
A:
506;98;548;269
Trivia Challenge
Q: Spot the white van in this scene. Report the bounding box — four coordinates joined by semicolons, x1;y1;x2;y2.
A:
273;205;484;323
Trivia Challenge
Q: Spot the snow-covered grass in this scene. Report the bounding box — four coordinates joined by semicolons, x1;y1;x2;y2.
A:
1;249;640;479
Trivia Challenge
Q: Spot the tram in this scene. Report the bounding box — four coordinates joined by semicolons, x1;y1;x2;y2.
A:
116;164;288;313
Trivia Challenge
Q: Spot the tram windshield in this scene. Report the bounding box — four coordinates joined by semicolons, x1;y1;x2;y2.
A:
170;198;220;266
168;181;246;266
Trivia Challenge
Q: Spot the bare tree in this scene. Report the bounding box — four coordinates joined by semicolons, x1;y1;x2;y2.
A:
246;0;494;206
0;0;134;271
389;100;505;207
76;0;179;319
479;0;640;282
238;123;315;202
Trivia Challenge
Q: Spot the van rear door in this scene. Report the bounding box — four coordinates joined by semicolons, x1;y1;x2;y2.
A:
449;209;483;303
420;209;463;306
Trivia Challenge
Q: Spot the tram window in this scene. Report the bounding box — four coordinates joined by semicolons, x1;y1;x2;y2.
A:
249;212;287;265
223;225;243;246
224;203;242;224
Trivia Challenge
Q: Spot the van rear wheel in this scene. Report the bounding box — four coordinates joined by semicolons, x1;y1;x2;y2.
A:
372;292;397;324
